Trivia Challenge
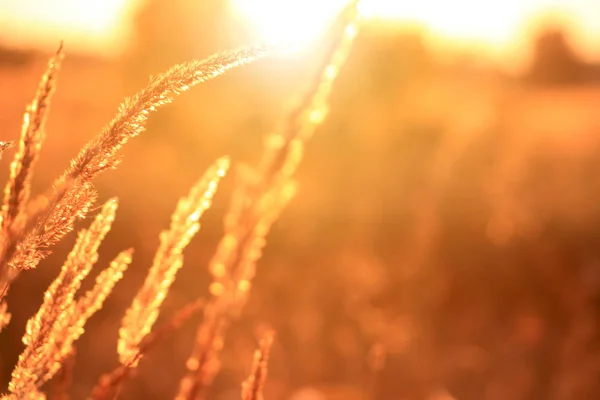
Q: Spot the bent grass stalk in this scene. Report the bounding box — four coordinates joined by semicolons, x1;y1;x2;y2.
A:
0;45;273;302
241;331;275;400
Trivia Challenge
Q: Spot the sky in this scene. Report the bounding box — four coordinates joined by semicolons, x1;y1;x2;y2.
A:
0;0;599;68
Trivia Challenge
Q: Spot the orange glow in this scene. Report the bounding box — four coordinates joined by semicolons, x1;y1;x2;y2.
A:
0;0;598;66
358;0;549;43
231;0;542;48
231;0;600;68
0;0;138;55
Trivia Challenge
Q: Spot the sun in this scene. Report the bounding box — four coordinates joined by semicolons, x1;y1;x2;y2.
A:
230;0;350;47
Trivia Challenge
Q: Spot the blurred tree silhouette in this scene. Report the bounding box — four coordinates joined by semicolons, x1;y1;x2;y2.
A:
126;0;240;81
525;26;588;85
0;46;34;67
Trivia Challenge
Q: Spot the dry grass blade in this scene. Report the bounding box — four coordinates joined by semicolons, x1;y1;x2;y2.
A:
214;176;297;305
1;43;64;235
34;250;132;400
91;298;205;400
0;44;62;301
6;201;127;397
7;181;97;272
177;179;296;400
64;46;271;182
259;1;359;182
118;157;229;367
177;4;360;399
71;249;133;327
18;249;131;399
176;301;228;400
241;331;275;400
23;199;117;349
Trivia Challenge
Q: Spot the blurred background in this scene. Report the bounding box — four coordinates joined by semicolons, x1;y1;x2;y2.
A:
2;0;600;399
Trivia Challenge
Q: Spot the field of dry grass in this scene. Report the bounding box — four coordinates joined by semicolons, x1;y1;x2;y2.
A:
1;8;600;400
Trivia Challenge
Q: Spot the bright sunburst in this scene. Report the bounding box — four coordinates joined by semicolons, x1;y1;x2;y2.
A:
231;0;350;47
230;0;546;47
230;0;600;68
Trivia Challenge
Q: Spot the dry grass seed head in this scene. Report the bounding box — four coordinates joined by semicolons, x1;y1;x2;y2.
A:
1;43;63;235
177;4;360;398
241;331;275;400
7;200;127;396
118;157;229;366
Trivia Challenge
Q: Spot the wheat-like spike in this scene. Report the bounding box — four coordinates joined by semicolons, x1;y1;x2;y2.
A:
176;302;228;400
1;388;47;400
215;0;357;307
177;179;295;400
64;46;271;182
1;43;63;235
72;249;132;328
7;180;97;271
0;45;62;301
259;3;358;183
7;200;118;396
0;45;274;303
177;4;359;399
241;331;275;400
0;179;97;304
24;198;117;346
230;179;296;301
15;250;133;398
118;157;228;368
39;249;131;392
209;176;297;303
91;298;205;400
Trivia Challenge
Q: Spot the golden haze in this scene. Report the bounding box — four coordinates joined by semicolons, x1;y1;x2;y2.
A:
1;0;600;68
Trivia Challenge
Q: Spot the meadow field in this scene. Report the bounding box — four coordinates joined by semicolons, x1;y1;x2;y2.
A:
1;17;600;400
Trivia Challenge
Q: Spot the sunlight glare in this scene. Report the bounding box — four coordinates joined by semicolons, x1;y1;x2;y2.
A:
231;0;544;48
230;0;578;61
231;0;349;47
